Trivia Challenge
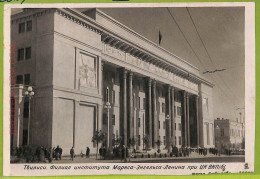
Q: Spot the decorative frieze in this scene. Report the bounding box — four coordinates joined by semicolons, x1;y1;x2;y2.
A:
103;44;199;92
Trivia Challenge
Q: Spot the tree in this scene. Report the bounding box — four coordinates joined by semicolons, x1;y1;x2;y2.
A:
92;130;105;159
143;135;150;152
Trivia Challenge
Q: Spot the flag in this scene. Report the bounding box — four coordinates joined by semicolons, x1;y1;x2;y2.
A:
159;30;162;45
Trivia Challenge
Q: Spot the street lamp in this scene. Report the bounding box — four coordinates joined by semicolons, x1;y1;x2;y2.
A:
25;86;34;146
104;87;111;151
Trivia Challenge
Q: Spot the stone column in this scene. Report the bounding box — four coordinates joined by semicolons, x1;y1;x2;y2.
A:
182;91;187;147
171;87;175;146
196;95;200;148
152;80;158;148
145;78;152;149
186;93;190;147
128;72;133;145
165;85;171;150
120;68;128;146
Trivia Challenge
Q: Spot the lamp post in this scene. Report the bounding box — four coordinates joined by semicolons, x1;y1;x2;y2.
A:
104;87;111;151
25;86;34;146
215;125;221;156
104;101;111;150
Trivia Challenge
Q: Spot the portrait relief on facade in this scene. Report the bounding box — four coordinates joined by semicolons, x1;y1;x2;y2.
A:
78;53;97;89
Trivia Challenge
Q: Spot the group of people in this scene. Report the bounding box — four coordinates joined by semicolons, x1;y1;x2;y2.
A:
13;145;63;163
98;146;108;159
171;146;190;157
53;145;63;160
70;146;90;161
209;148;219;156
198;148;208;156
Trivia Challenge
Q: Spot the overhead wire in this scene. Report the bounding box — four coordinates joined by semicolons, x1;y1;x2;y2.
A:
166;7;239;118
186;7;244;107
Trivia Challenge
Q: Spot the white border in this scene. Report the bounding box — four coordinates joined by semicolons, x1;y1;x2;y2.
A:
3;2;255;176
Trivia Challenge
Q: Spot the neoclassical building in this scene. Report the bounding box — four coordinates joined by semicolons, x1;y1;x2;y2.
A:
10;8;215;155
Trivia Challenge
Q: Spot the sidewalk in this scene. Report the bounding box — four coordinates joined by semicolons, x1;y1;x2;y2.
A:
51;152;244;164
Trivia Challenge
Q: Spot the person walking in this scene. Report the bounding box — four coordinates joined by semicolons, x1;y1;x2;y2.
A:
70;147;74;161
86;147;90;158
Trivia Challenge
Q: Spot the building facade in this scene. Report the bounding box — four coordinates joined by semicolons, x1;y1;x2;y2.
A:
10;8;214;155
214;118;245;150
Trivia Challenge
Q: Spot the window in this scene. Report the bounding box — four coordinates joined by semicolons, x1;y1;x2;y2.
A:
16;75;23;84
24;74;30;85
203;98;209;112
174;136;176;145
138;118;141;128
23;98;29;118
112;90;115;104
163;136;166;145
106;87;109;102
179;136;181;145
221;129;224;137
25;47;31;59
19;22;25;33
178;123;182;131
158;121;160;129
163;121;166;129
138;135;141;146
18;48;24;61
143;98;146;109
177;107;182;116
162;89;165;97
103;113;107;125
26;20;32;32
162;103;165;113
157;102;160;113
175;123;176;130
112;115;115;125
137;96;140;109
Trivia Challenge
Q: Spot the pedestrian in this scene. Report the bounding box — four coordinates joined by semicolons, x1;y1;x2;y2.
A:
55;145;60;160
52;147;55;159
48;147;53;163
126;147;130;162
80;151;84;158
59;147;63;160
102;147;107;160
39;146;46;163
70;147;74;161
121;145;125;162
99;147;102;159
86;147;90;158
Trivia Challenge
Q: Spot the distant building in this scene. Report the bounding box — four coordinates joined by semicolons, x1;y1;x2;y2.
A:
214;118;245;150
10;8;215;155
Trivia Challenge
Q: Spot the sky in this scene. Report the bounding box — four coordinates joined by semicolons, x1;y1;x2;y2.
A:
93;7;245;121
